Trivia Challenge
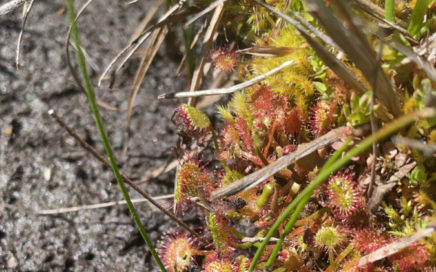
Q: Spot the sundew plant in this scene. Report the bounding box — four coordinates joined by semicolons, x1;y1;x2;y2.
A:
62;0;436;271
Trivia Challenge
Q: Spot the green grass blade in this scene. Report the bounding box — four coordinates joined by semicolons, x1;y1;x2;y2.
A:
385;0;395;22
320;137;352;173
65;1;166;271
408;0;430;36
183;0;196;80
248;109;436;271
266;192;311;267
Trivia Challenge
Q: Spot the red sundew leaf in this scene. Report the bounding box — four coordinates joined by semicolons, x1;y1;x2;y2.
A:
157;230;200;272
251;85;274;112
284;108;303;135
211;47;237;72
353;228;391;255
235;117;254;153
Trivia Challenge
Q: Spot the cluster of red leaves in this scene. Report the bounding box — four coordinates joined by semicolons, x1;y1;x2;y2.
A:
172;104;210;141
310;99;337;136
157;231;199;272
175;160;213;209
211;47;237;72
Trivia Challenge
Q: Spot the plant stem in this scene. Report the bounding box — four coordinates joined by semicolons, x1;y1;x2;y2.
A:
65;1;166;271
249;109;436;271
385;0;395;22
183;0;196;81
408;0;430;36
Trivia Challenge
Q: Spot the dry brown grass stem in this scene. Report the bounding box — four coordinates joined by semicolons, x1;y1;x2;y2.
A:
15;0;35;69
159;60;294;99
187;3;225;106
0;0;27;16
37;195;174;215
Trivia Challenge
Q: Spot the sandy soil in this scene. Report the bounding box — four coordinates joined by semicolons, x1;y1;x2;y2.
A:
0;0;188;270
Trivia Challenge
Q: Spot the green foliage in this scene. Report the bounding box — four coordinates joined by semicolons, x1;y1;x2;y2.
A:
256;182;275;207
343;92;372;126
315;226;343;249
409;164;428;187
408;0;431;37
385;0;396;22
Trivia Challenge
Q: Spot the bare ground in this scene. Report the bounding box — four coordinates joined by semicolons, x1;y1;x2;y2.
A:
0;0;187;270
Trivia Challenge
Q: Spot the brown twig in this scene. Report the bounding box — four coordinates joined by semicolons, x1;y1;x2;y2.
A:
37;194;174;215
367;42;383;198
187;2;225;106
184;0;226;27
159;60;294;99
134;159;178;184
392;136;436;156
210;127;347;199
48;109;206;244
98;0;192;86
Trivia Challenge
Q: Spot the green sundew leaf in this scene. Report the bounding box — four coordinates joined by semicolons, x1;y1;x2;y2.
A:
309;54;325;74
256;183;275;208
253;133;263;149
408;0;431;36
351;92;359;109
229;92;248;117
383;202;402;225
183;104;211;129
343;104;351;117
290;0;303;11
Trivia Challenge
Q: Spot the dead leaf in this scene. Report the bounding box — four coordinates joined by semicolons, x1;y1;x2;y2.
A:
368;162;416;212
